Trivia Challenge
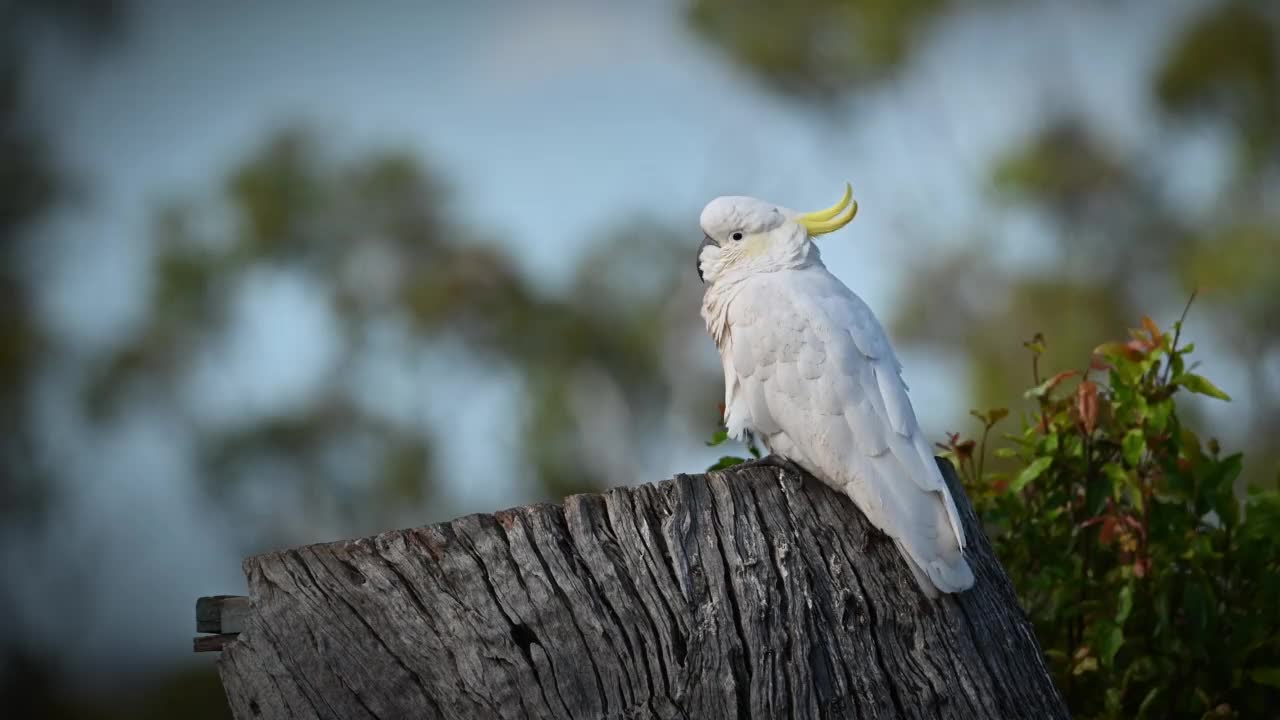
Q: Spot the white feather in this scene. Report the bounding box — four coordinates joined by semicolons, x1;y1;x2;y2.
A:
713;267;973;597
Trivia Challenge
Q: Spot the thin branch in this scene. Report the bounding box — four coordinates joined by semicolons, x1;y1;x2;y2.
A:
1161;290;1198;385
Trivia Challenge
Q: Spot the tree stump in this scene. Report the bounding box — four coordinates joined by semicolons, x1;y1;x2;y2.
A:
204;459;1068;719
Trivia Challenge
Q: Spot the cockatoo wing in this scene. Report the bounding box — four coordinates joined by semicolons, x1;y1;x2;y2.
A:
722;267;973;596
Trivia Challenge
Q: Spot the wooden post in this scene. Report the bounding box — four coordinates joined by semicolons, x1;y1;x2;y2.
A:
197;460;1069;719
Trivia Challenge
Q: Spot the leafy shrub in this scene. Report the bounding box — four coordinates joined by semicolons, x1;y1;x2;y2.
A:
938;305;1280;719
706;302;1280;718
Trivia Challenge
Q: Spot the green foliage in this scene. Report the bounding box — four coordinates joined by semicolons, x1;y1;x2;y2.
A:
941;305;1280;719
704;422;762;470
1;0;124;523
1154;1;1280;173
991;123;1130;208
687;0;952;99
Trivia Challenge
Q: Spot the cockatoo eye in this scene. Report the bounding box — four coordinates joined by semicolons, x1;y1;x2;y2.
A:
731;232;743;241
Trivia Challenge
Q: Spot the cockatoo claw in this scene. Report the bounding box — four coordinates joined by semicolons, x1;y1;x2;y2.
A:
733;454;806;477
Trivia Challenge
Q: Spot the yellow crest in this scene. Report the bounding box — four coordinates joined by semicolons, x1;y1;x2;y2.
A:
797;183;857;236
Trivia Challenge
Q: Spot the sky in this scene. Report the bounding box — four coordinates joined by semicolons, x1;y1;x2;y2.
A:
12;0;1227;681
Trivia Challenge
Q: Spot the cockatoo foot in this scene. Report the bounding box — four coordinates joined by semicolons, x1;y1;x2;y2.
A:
734;454;806;477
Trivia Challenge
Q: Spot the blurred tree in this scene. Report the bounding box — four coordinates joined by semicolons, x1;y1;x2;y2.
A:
688;0;955;99
688;0;1280;486
0;0;122;524
0;0;121;643
86;127;719;543
0;2;237;716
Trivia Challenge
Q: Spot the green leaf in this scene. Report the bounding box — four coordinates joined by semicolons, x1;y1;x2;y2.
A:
1123;428;1145;467
1101;625;1125;667
994;447;1017;459
705;429;730;447
1024;333;1046;355
1104;687;1123;714
1169;347;1186;378
1249;667;1280;688
1103;462;1128;486
1216;452;1244;486
1087;473;1112;516
1062;433;1083;458
987;407;1010;425
1102;462;1133;505
707;455;746;471
1136;687;1161;719
1073;656;1099;676
1172;373;1232;401
1184;582;1211;643
1012;457;1053;492
1127;482;1145;513
1147;399;1172;434
1117;584;1134;624
1040;432;1060;454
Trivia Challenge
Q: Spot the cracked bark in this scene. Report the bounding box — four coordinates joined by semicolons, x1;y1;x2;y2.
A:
214;459;1068;719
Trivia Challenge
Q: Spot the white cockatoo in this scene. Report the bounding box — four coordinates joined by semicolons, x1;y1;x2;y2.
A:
697;184;975;597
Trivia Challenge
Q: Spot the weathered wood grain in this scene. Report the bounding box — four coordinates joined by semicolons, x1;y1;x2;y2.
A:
195;633;240;653
198;595;251;634
215;460;1068;719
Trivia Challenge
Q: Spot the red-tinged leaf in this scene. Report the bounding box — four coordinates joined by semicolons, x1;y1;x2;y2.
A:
1076;380;1099;435
954;439;976;459
1099;516;1118;546
1047;369;1078;389
1141;315;1163;343
1025;370;1078;399
991;478;1009;494
1133;557;1149;578
1090;354;1113;371
1126;338;1154;354
717;402;726;419
1177;457;1192;472
1095;341;1142;361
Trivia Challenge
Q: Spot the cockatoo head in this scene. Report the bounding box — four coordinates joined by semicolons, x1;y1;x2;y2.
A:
697;183;857;283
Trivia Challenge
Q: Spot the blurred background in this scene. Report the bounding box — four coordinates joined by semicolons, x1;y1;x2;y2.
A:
2;0;1277;716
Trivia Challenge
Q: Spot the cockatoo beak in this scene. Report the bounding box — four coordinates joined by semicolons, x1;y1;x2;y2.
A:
697;234;718;282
